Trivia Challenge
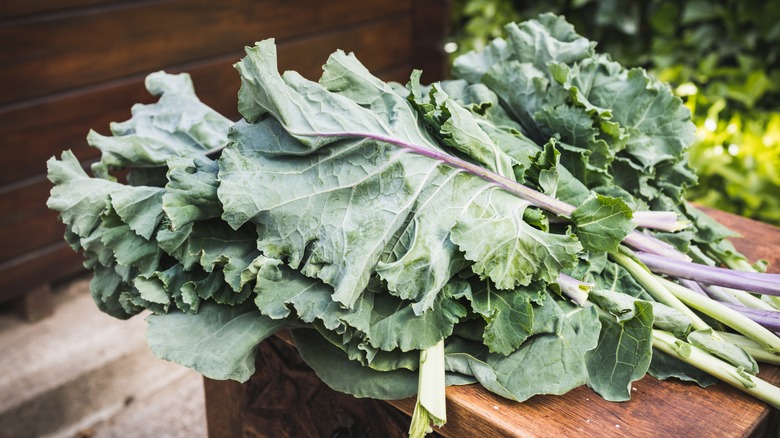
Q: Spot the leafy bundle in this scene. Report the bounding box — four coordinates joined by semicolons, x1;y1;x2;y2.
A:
47;14;780;436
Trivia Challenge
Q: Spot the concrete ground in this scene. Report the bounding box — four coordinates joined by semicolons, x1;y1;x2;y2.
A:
0;276;207;438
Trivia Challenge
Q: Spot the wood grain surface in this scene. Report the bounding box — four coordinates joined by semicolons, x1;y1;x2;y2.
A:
0;0;412;105
205;335;416;438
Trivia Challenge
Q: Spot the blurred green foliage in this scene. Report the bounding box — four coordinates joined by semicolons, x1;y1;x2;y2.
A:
449;0;780;225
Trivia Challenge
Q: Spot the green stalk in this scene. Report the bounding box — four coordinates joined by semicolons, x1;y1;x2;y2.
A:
409;339;447;438
653;330;780;409
610;250;710;331
720;286;778;311
660;277;780;353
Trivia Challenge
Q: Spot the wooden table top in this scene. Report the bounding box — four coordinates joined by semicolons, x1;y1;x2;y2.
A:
385;208;780;437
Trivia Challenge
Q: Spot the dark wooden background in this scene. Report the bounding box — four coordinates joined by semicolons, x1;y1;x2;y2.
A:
0;0;451;319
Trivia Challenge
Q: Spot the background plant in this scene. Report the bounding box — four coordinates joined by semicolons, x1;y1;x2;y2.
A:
449;0;780;225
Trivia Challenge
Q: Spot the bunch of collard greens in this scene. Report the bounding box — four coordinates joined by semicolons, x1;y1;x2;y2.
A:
47;13;780;436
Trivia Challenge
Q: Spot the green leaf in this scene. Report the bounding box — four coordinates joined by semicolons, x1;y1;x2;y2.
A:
372;170;489;313
110;186;165;240
461;280;538;355
357;286;467;353
146;302;286;382
586;299;654;401
444;337;518;401
47;150;167;245
527;140;591;205
451;37;512;83
292;328;418;400
592;260;653;301
89;263;140;319
87;72;231;168
571;194;635;252
156;220;259;291
505;14;594;68
47;151;119;237
163;155;222;230
225;40;578;313
253;264;347;330
98;209;161;275
486;302;601;401
408;74;515;178
687;329;759;374
590;288;692;337
451;189;582;289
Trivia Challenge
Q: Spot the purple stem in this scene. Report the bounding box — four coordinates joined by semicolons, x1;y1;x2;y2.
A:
297;131;683;232
632;211;684;232
623;232;691;261
699;284;744;306
636;251;780;296
719;303;780;333
679;279;707;296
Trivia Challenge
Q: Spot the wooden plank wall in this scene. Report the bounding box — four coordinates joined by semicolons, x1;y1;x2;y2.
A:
0;0;451;313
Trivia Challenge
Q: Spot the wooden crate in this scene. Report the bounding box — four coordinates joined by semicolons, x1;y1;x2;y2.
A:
0;0;451;319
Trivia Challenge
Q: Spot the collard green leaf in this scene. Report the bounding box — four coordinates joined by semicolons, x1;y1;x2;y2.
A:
133;275;172;312
482;60;552;143
486;302;600;401
357;286;467;353
372;170;488;314
451;37;512;83
407;73;515;178
253;264;347;330
590;288;692;337
146;302;285;382
110;186;165;240
47;151;166;270
585;66;694;172
460;280;540;355
451;189;581;289
156;220;259;291
687;329;758;374
47;151;120;237
219;131;422;308
89;263;140;319
527;140;591;206
87;72;231;168
132;263;214;314
98;209;161;275
592;260;653;301
586;299;654;401
444;337;518;401
292;328;418;400
505;14;594;69
163;155;222;230
435;80;541;180
571;194;635;252
225;40;580;314
452;13;697;209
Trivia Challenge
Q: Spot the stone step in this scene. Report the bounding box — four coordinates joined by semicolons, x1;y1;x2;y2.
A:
79;368;206;438
0;278;206;438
